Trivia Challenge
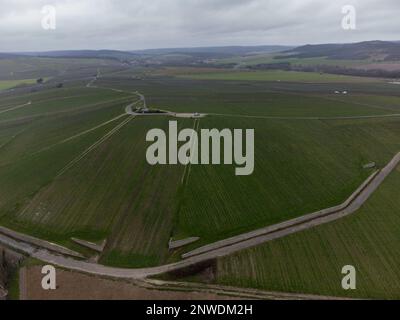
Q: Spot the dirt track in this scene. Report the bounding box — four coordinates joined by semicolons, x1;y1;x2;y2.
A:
19;265;350;300
19;265;237;300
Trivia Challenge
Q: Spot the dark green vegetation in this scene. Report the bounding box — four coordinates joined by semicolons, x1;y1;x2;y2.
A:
0;56;121;81
215;163;400;299
174;116;400;247
15;117;189;268
0;53;399;300
0;75;189;267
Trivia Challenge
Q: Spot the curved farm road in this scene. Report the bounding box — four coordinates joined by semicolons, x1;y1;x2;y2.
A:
0;152;399;281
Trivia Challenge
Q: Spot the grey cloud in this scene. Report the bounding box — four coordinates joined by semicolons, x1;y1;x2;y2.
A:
0;0;398;51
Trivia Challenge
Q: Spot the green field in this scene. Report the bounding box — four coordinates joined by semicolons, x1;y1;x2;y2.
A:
179;70;379;83
214;164;400;299
10;117;189;268
97;77;392;117
216;53;390;68
173;116;400;248
0;82;187;267
0;79;39;90
0;88;132;122
336;93;400;112
0;57;122;81
0;60;400;293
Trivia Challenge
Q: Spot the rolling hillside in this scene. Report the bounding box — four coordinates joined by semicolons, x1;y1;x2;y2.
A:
281;41;400;61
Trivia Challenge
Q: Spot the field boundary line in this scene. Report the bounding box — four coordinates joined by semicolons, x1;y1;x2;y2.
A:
60;114;128;144
0;127;29;151
31;113;128;156
181;119;200;185
314;95;400;113
0;101;32;115
19;267;27;300
31;94;92;105
56;116;134;178
0;95;135;127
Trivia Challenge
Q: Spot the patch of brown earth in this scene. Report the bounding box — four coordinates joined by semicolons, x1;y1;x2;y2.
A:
20;265;236;300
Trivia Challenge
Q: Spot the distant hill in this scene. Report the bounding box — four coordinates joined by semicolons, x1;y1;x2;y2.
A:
0;52;24;59
16;50;137;61
3;46;293;63
5;42;400;62
281;41;400;61
132;45;293;57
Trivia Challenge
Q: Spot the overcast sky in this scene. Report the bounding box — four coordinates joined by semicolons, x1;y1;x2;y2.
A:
0;0;399;52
